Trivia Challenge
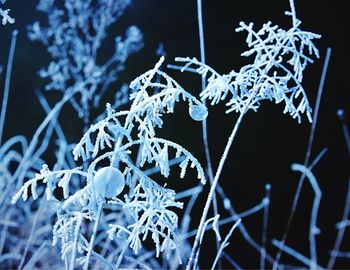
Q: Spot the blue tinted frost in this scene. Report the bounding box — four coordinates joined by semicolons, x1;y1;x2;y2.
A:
0;0;14;26
189;103;208;121
5;0;338;269
28;0;143;124
92;167;125;198
12;57;207;268
175;11;320;123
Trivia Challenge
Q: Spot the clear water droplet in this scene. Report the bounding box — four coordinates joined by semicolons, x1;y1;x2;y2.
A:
93;167;125;198
189;104;208;121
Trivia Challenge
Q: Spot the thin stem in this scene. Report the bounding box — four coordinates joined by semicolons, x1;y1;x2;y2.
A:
216;184;275;265
211;219;241;270
272;239;324;269
291;163;322;269
273;47;331;269
70;214;83;270
327;179;350;268
184;197;268;239
261;184;271;270
83;203;103;270
222;252;242;269
289;0;297;27
197;0;206;70
18;199;44;269
0;30;18;146
336;109;350;156
196;0;221;263
186;111;245;270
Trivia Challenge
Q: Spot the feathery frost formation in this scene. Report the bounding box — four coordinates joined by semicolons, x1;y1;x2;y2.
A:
12;57;207;268
175;11;320;123
0;0;14;25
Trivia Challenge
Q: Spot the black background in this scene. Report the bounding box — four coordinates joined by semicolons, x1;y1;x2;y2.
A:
1;0;349;268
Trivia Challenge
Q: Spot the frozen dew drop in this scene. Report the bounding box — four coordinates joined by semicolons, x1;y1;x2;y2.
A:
189;103;208;121
337;108;345;121
93;167;125;198
223;198;231;210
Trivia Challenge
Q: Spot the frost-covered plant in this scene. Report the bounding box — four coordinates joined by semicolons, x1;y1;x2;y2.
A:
5;0;347;268
1;0;145;267
12;57;207;269
170;2;321;268
0;0;14;26
28;0;143;124
175;10;320;123
0;133;64;269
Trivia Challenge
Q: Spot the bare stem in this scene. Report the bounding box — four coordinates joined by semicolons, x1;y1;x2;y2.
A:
273;47;331;269
261;184;271;270
0;30;18;146
187;111;245;270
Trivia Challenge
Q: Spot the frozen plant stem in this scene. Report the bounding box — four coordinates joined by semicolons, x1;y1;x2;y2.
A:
292;163;322;270
261;184;271;270
18;199;44;270
187;111;245;270
0;29;17;146
211;219;241;270
272;239;324;269
273;47;331;269
336;109;350;156
289;0;297;27
83;203;103;270
196;0;220;261
327;179;350;268
70;214;83;270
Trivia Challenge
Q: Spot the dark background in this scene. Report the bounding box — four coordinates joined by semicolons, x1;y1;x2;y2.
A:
1;0;349;268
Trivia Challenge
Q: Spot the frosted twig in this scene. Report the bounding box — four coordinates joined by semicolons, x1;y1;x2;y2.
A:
289;0;297;27
211;219;241;270
83;203;103;270
187;110;246;270
196;0;220;260
70;214;83;270
192;215;221;270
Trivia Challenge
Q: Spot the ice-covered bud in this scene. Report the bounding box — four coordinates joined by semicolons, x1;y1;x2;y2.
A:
92;167;125;198
189;103;208;121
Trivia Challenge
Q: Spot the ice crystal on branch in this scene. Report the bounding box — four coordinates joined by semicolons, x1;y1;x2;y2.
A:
12;57;207;268
175;11;320;123
0;0;14;25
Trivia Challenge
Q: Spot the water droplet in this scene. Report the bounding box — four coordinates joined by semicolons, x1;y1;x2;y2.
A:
189;104;208;121
93;167;125;198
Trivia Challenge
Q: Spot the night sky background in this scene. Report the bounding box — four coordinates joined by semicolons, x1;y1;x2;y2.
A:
1;0;349;268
